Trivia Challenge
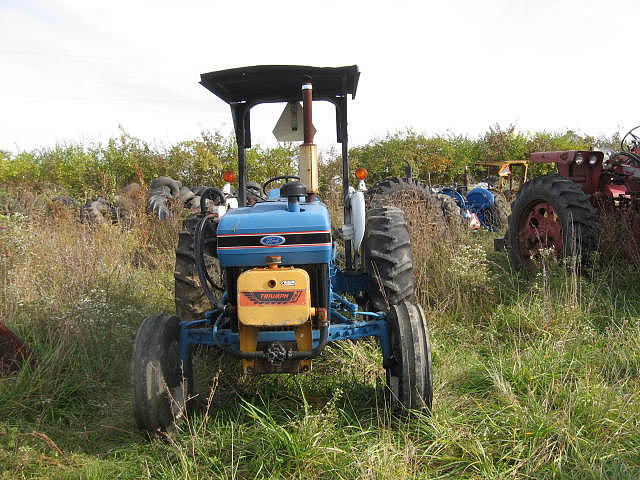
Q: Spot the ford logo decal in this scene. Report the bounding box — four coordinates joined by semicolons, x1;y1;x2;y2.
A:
260;235;286;246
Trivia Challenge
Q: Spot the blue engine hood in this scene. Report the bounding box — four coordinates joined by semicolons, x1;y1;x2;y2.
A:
466;187;495;211
216;200;332;267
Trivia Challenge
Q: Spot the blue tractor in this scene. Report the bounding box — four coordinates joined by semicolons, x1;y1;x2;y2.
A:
439;185;509;231
131;65;433;433
364;173;509;232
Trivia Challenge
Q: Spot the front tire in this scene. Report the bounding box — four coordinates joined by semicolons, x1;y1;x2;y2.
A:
131;314;191;434
385;301;433;411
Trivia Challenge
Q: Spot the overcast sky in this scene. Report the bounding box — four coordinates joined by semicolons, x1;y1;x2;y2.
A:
1;0;638;153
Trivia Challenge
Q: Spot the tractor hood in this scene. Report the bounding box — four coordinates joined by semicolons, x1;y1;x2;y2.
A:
216;200;332;267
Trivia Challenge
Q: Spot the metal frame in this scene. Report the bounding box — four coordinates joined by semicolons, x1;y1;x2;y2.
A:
178;243;391;367
179;293;391;368
474;160;530;193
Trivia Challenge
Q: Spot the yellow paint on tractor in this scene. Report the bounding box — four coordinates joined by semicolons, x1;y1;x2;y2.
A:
237;267;312;327
237;266;314;373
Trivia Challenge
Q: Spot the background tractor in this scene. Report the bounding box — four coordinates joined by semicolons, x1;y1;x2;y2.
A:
0;321;34;377
437;184;509;231
504;125;640;269
361;155;524;232
436;160;528;231
131;65;433;434
473;160;529;201
362;171;507;231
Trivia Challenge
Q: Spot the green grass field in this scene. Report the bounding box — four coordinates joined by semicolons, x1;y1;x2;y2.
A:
1;193;639;479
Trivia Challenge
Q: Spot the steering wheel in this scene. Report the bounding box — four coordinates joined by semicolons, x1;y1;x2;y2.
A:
621;125;640;152
262;175;301;196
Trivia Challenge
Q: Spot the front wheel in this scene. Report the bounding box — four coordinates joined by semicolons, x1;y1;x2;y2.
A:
131;314;191;434
385;301;433;411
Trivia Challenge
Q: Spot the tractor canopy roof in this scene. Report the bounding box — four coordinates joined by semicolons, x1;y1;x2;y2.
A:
198;65;359;211
200;65;360;105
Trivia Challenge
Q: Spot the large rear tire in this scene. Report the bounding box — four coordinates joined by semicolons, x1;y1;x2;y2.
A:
385;301;433;411
174;215;221;322
363;206;415;312
485;193;510;231
131;314;191;434
366;177;430;207
436;193;463;225
366;176;446;229
507;175;597;270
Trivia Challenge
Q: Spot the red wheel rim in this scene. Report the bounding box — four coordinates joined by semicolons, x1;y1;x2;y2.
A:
518;201;563;263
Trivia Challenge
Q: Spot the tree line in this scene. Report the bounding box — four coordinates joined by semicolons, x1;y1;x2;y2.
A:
0;125;621;197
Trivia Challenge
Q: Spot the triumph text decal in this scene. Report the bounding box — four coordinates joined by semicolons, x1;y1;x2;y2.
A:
239;290;306;306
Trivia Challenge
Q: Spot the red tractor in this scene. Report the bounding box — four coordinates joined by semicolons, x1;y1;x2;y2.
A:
503;125;640;269
0;321;34;377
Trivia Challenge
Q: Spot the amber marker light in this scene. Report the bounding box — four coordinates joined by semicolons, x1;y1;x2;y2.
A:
223;171;236;183
354;167;368;180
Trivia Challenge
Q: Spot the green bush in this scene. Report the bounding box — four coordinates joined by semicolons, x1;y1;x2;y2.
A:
346;125;618;186
0;125;624;197
0;129;297;196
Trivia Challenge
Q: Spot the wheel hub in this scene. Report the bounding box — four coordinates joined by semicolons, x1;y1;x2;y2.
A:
519;201;563;261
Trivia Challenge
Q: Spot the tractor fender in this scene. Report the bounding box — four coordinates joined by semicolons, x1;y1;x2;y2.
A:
602;183;629;199
440;188;467;209
226;197;239;209
350;187;366;252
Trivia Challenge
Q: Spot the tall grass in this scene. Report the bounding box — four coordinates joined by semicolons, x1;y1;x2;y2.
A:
1;188;640;479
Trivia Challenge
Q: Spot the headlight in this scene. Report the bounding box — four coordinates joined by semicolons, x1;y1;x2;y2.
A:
574;153;584;165
588;154;598;165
